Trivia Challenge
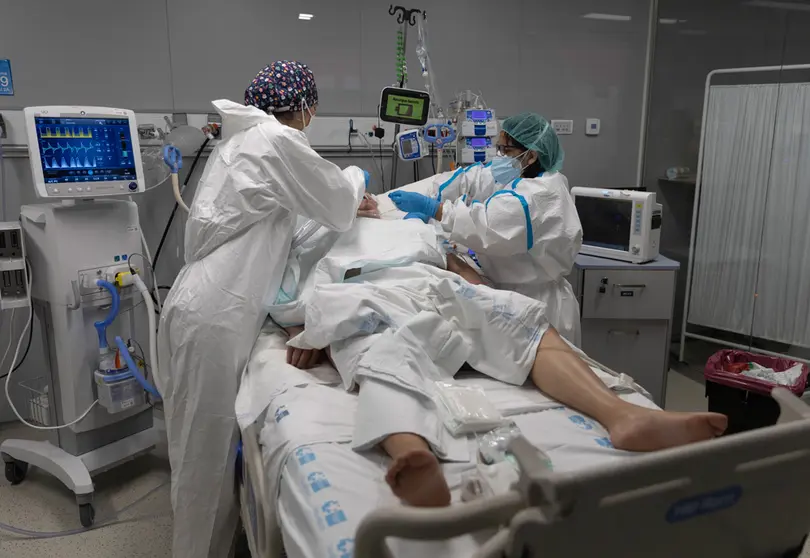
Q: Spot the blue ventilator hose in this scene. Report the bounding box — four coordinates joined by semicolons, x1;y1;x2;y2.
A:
114;336;162;400
94;280;119;350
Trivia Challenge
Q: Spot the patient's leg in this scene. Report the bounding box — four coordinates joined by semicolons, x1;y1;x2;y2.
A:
531;328;727;451
381;433;451;507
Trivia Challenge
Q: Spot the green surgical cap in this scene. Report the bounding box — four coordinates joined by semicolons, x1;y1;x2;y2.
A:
502;112;565;173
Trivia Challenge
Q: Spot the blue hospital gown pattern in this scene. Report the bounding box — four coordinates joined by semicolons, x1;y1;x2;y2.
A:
275;406;290;422
568;414;595;430
321;500;348;526
308;471;331;492
296;447;316;465
594;437;614;448
334;538;354;558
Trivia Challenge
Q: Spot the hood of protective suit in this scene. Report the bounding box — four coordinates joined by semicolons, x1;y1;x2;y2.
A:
184;99;339;262
212;99;274;137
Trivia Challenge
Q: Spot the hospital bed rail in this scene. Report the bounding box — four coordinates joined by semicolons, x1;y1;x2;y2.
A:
239;420;284;558
354;388;810;558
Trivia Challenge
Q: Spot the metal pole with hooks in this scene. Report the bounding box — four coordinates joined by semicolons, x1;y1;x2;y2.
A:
387;5;423;190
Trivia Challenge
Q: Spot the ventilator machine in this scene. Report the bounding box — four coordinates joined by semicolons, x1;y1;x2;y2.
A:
0;106;162;528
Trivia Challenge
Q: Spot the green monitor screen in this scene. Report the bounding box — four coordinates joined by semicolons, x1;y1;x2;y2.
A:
379;87;431;126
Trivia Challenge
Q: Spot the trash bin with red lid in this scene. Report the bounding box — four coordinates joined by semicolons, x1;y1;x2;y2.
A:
704;350;809;435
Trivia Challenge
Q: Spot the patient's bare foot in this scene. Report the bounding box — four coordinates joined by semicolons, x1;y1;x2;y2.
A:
385;449;451;507
608;408;727;452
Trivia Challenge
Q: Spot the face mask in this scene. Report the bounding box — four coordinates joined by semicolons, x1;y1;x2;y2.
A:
301;100;315;133
490;152;528;185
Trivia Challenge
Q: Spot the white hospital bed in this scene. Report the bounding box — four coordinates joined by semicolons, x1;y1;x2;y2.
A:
236;179;810;557
238;328;810;558
234;328;720;558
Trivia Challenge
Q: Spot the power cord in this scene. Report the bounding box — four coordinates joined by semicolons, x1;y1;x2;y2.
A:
354;131;385;188
4;264;99;430
0;477;170;539
128;252;160;315
0;262;33;382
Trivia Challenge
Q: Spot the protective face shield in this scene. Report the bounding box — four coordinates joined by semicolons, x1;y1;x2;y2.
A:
491;150;529;185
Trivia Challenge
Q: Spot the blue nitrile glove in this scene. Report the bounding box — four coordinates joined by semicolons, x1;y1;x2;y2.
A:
404;212;430;223
388;191;440;218
362;169;370;188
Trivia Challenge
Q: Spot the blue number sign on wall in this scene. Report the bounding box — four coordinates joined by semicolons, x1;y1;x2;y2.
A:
0;60;14;96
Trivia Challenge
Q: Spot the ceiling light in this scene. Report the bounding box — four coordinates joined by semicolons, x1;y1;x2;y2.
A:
298;13;314;20
659;18;679;24
582;13;632;21
679;29;708;36
745;0;810;11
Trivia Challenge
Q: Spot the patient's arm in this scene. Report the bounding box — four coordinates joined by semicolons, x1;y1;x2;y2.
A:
446;253;484;285
284;325;324;369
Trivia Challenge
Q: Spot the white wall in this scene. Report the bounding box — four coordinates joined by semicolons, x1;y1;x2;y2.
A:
0;0;652;188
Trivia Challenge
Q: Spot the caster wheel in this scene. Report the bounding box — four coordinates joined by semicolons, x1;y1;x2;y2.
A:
79;503;95;528
4;460;28;485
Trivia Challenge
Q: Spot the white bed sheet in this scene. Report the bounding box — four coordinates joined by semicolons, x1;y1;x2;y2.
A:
275;395;656;558
243;327;658;558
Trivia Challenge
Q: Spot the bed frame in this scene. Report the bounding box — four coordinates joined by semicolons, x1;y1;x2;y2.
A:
240;388;810;558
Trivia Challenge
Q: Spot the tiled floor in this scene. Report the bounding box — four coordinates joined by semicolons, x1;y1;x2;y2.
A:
0;420;173;558
0;346;806;557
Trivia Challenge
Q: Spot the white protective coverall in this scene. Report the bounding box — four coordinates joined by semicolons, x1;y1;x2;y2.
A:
427;163;583;344
155;99;365;558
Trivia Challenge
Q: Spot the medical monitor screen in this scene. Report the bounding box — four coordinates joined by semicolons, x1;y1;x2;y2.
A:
34;116;137;184
379;87;431;125
468;110;490;120
402;138;415;156
386;95;424;122
469;137;488;148
576;196;631;251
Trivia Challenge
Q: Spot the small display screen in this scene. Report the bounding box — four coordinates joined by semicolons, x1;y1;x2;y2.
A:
402;138;415;156
34;116;137;184
468;110;489;120
385;94;426;122
576;196;632;251
470;137;488;148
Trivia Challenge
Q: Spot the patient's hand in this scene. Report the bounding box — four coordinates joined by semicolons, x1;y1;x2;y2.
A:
446;253;484;285
357;193;380;219
284;326;324;369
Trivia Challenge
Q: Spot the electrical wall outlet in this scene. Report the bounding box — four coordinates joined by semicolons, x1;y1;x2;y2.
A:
171;113;189;127
551;120;574;135
586;118;601;136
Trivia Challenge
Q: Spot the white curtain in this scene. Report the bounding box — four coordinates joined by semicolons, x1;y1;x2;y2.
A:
688;83;810;347
751;83;810;345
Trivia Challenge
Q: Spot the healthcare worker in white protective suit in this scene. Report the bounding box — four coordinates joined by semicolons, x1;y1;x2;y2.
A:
155;60;374;558
388;112;583;344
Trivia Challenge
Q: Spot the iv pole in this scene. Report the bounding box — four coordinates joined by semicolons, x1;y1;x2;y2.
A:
388;5;422;190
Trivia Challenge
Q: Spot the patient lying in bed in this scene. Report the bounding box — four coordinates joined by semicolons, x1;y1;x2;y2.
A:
268;216;727;508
